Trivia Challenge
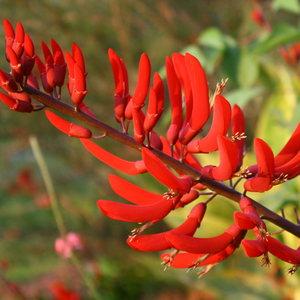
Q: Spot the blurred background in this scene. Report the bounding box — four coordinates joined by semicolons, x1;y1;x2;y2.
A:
1;0;300;299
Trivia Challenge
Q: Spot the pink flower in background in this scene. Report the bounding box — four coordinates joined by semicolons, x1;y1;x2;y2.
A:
55;232;83;259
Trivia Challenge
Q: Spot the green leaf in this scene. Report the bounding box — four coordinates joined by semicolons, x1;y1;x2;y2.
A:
272;0;300;14
252;24;300;55
198;27;225;50
237;52;259;87
224;87;264;108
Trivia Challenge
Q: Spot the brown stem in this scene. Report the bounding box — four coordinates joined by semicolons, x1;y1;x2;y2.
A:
24;84;300;238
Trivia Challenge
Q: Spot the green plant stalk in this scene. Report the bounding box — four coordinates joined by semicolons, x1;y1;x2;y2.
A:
29;135;67;238
29;136;102;300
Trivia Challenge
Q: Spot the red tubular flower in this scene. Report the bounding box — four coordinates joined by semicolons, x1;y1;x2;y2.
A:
127;202;206;252
201;135;238;181
153;72;164;117
0;92;33;113
231;104;246;171
172;53;193;128
263;236;300;274
234;197;261;230
244;138;275;192
144;87;160;133
166;56;183;146
132;107;145;144
42;41;55;88
241;239;271;267
251;10;265;26
65;51;75;95
175;189;200;208
131;53;151;108
186;94;231;153
78;101;97;118
165;223;242;254
27;73;39;90
36;55;53;94
161;230;246;270
72;43;87;76
274;151;300;180
97;194;181;223
22;34;36;77
12;22;24;59
80;138;147;175
71;63;88;108
0;69;18;92
45;110;92;138
108;175;163;205
51;39;66;87
108;48;128;120
142;147;193;195
274;122;300;168
179;53;210;145
6;46;23;83
4;19;15;62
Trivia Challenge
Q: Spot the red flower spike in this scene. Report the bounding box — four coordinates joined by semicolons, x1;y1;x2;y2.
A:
4;19;15;62
153;72;164;116
80;138;147;175
274;122;300;168
202;135;238;181
127;202;206;252
231;104;246;171
149;130;163;150
65;51;75;95
41;41;55;88
97;195;180;223
72;43;86;75
144;87;160;133
131;53;151;107
263;236;300;265
132;108;145;144
22;34;36;77
108;49;127;119
6;46;23;83
165;223;242;254
172;53;193;127
51;39;67;87
186;95;231;153
280;47;293;65
244;138;275;192
166;56;183;146
234;197;261;230
108;175;163;205
35;56;53;94
0;69;18;92
45;110;92;138
71;63;88;107
142;147;193;195
12;22;24;59
179;53;210;145
0;92;33;113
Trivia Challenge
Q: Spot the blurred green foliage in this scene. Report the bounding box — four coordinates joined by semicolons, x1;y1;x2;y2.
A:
0;0;300;299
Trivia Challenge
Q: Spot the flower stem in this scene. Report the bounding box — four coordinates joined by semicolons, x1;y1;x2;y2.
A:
29;136;102;300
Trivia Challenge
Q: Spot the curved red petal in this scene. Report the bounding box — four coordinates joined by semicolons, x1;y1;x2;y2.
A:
80;138;146;175
45;110;70;134
108;174;162;205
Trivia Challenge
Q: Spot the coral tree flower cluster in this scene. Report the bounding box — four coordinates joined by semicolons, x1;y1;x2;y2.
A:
1;19;300;278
